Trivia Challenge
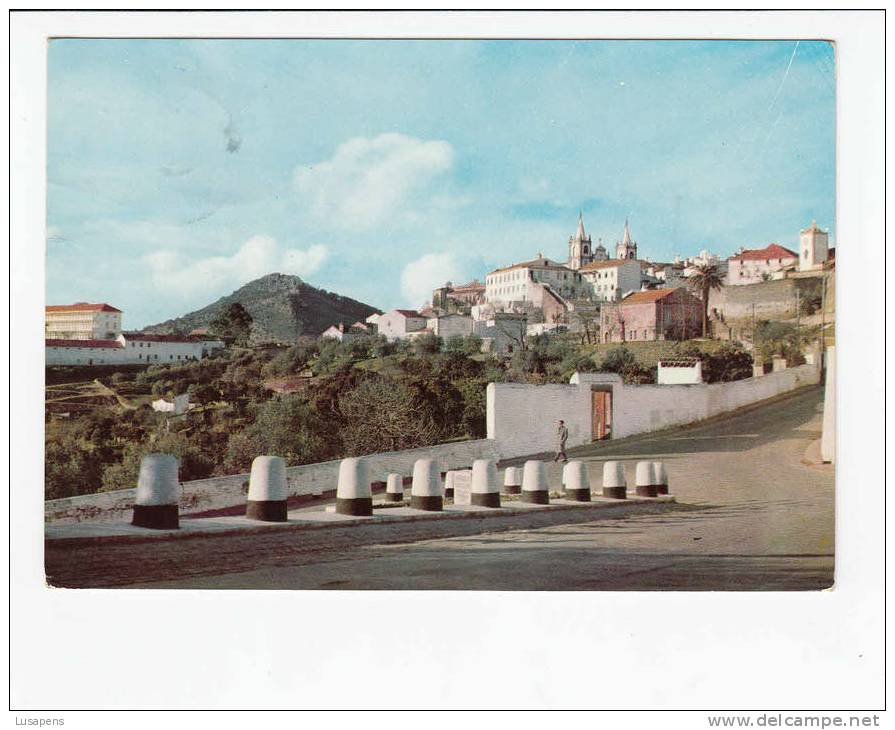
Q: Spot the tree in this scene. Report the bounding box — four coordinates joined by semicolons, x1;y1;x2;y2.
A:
687;263;725;338
338;376;440;454
211;302;253;346
412;333;443;356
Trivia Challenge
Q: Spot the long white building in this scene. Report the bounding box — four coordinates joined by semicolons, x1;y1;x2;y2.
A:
46;333;225;366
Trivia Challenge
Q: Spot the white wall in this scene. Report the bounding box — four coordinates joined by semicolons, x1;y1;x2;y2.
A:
489;364;821;458
487;382;592;457
46;338;224;366
45;438;499;524
657;361;703;384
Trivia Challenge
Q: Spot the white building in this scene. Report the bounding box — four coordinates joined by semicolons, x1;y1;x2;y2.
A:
726;243;799;285
798;220;830;272
474;314;527;355
376;309;428;341
578;259;642;301
485;255;588;307
151;394;192;414
428;313;474;339
45;303;122;340
320;323;368;342
46;333;225;366
657;359;703;385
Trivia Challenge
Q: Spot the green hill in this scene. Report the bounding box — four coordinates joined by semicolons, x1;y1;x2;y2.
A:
144;273;381;343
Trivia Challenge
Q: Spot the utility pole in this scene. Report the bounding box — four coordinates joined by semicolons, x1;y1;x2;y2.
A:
820;271;827;369
795;288;801;352
751;303;756;349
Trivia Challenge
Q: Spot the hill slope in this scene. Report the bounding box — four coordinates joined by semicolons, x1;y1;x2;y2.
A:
145;273;381;343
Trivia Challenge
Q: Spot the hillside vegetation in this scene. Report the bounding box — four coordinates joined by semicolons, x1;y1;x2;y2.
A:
45;333;753;501
144;272;380;343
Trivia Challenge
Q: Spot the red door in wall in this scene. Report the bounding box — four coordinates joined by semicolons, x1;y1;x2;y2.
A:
591;390;611;441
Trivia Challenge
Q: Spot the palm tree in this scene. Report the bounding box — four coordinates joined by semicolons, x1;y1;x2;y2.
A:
687;263;725;338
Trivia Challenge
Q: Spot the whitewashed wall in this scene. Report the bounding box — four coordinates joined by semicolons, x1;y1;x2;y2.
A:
490;364;821;457
45;438;499;524
487;382;592;457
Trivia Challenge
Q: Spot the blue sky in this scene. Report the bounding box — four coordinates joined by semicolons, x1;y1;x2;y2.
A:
47;39;835;328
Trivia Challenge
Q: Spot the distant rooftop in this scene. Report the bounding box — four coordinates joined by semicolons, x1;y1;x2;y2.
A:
46;303;122;313
730;244;798;262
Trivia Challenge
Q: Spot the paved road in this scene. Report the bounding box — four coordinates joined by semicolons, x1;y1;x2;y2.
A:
70;384;831;591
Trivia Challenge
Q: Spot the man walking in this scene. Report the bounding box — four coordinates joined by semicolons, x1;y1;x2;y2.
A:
553;419;569;463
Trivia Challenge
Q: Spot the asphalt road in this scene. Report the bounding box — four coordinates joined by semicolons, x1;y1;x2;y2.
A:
48;384;832;591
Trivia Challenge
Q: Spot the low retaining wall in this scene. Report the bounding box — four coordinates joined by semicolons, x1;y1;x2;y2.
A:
489;363;821;458
45;438;499;525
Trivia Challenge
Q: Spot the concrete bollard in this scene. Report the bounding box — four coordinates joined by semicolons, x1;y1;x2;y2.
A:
132;453;181;529
563;460;591;502
521;460;550;505
471;459;501;508
635;461;658;497
411;459;443;511
336;457;372;516
385;473;404;503
652;462;669;495
246;455;288;522
444;471;456;499
503;466;522;495
602;461;627;499
561;461;573;488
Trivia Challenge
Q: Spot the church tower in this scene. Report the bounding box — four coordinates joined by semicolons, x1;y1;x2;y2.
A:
798;220;829;272
615;219;638;260
567;212;595;270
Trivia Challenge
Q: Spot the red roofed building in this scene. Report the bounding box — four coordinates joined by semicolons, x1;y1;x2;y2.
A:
727;244;799;286
45;303;123;340
601;287;703;343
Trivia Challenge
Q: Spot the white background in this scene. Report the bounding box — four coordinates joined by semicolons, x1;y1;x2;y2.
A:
8;8;887;718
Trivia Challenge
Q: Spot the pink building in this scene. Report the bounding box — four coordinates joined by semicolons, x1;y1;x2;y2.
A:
601;288;703;343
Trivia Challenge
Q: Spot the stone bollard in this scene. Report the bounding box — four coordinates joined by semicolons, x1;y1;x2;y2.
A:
602;461;627;499
635;461;658;497
132;453;181;529
521;460;550;505
471;459;501;508
561;461;573;488
752;363;765;378
444;471;456;499
652;462;669;495
772;357;787;373
411;459;443;511
502;466;522;495
385;473;404;503
246;455;288;522
336;457;373;516
563;460;591;502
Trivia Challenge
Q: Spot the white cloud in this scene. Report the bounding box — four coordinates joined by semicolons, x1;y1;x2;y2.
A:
145;235;329;297
400;252;466;309
294;133;454;232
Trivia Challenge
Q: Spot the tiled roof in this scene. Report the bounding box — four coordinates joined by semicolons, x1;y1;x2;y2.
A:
621;288;684;304
489;257;572;275
730;244;798;261
451;280;485;291
46;303;122;313
46;338;122;349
